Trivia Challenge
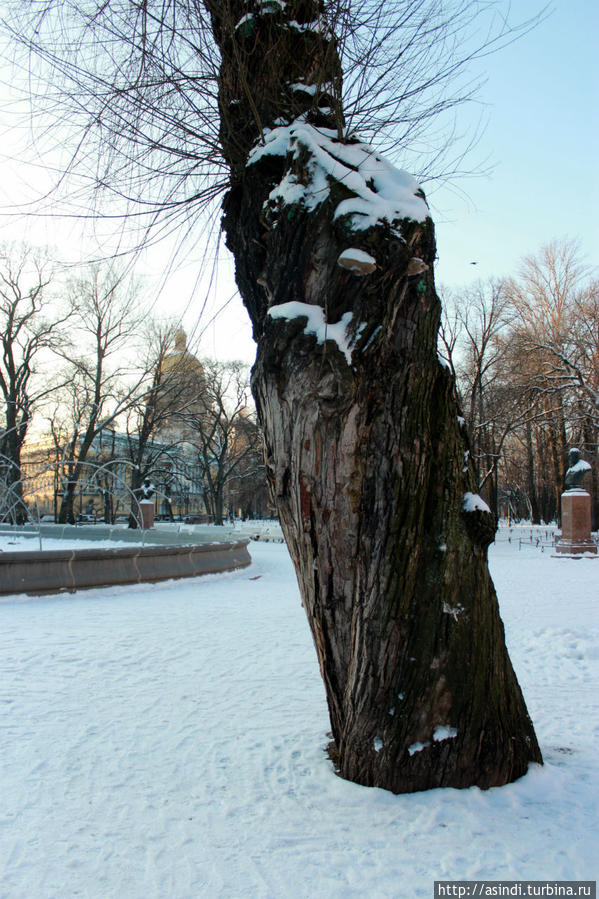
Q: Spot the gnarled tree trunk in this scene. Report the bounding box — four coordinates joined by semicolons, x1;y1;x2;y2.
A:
205;0;541;792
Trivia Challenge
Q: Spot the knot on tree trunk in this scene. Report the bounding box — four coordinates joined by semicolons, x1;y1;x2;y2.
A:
462;506;497;548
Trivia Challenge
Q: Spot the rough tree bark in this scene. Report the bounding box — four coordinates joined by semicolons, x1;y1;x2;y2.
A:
1;422;27;523
204;0;542;792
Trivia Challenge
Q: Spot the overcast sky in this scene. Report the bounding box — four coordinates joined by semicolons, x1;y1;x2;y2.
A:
1;0;597;364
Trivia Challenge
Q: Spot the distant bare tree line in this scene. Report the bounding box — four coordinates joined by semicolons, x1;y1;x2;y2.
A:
0;246;268;524
439;238;598;527
4;237;596;529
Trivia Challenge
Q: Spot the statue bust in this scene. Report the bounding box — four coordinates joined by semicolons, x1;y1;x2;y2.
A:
140;477;155;500
564;448;591;491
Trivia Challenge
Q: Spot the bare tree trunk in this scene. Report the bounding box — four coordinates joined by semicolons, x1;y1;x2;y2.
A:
525;420;541;524
546;404;567;526
128;468;143;529
58;456;89;524
535;427;555;523
581;417;599;531
2;425;27;523
214;490;225;527
205;0;541;792
59;479;77;524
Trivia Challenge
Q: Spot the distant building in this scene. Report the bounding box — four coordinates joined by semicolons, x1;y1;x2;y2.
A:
154;327;207;446
20;430;206;522
18;329;272;522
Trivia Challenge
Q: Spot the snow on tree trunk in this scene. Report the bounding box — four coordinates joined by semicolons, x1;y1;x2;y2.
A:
204;0;542;792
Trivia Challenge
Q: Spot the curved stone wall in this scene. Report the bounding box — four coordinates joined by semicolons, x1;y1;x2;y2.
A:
0;539;251;597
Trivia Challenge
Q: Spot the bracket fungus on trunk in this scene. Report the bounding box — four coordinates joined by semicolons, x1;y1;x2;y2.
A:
337;248;377;275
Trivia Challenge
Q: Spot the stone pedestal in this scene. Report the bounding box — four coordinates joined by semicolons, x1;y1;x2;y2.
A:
140;500;155;530
556;490;597;555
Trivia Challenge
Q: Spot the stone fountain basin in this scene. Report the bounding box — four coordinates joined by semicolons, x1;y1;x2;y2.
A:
0;524;251;596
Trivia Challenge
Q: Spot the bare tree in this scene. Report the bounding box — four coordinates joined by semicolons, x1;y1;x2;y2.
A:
182;358;264;525
3;0;546;792
120;322;202;525
50;263;151;523
440;279;541;515
0;244;70;522
227;420;271;520
570;281;599;430
506;240;598;525
2;1;544;251
442;249;597;526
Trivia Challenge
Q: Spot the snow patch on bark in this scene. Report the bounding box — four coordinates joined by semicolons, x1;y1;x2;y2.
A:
373;737;384;753
268;159;329;212
361;326;381;352
408;727;457;756
463;492;491;514
287;19;327;33
235;13;254;29
408;740;431;756
247;121;429;228
268;301;365;364
443;602;463;621
289;82;333;96
433;725;458;742
236;0;285;27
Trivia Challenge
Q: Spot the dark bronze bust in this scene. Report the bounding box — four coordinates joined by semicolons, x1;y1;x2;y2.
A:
140;477;155;500
564;448;591;491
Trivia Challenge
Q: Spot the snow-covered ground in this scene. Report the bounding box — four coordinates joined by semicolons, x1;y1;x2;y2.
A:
0;529;597;898
0;535;142;553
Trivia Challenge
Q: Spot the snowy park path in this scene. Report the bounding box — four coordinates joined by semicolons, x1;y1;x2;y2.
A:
0;537;597;898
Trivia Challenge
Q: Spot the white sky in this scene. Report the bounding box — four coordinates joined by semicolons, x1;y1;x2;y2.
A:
0;0;597;366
